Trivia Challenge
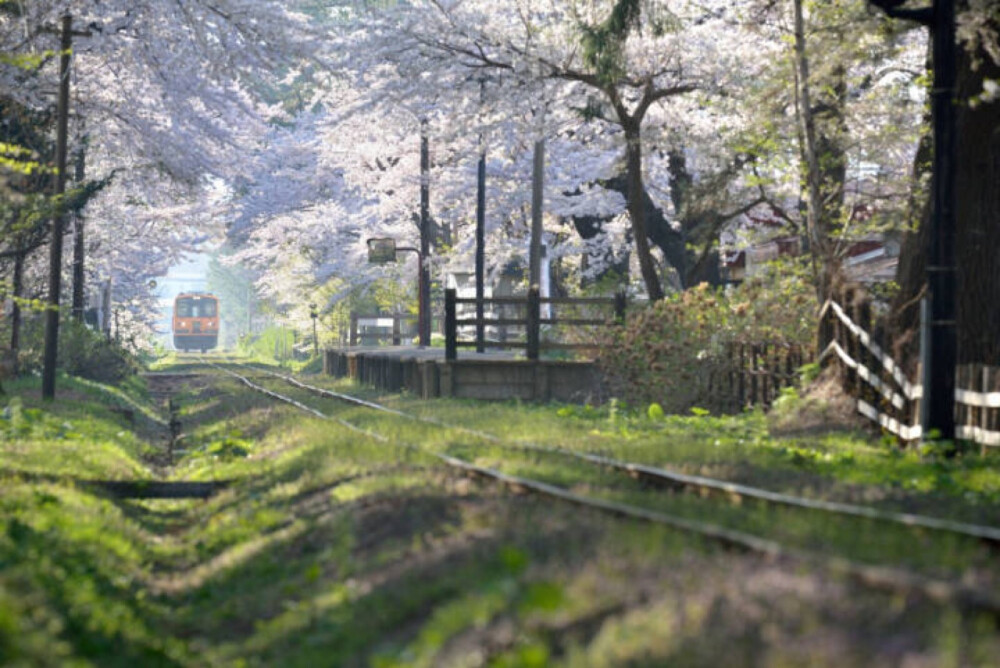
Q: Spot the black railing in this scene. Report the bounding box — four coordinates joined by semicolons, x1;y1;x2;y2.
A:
444;287;627;361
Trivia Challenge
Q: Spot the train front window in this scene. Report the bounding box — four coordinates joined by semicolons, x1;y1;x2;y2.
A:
176;298;216;318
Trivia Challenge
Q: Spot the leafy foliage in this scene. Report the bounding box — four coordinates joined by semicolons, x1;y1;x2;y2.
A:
600;276;816;413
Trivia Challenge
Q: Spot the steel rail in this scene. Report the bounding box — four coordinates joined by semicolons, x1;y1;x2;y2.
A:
210;361;1000;615
245;364;1000;547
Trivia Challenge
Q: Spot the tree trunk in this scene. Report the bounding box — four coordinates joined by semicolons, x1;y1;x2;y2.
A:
624;123;664;301
890;112;932;373
954;46;1000;365
892;18;999;370
792;0;845;304
10;247;24;359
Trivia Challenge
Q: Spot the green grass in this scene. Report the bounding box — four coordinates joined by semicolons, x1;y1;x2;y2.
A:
2;365;1000;666
277;372;1000;522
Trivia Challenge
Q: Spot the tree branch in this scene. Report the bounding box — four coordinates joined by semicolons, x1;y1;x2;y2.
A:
867;1;933;26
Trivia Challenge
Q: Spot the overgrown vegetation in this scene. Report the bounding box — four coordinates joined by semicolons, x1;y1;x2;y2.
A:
600;275;817;414
2;364;999;666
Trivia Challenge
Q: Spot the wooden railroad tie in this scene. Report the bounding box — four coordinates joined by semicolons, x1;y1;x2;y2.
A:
89;480;231;499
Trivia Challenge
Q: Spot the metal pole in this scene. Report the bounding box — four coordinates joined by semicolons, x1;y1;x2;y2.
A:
475;140;486;353
923;0;957;443
71;141;85;321
475;78;487;353
42;15;72;400
419;125;431;347
529;139;545;289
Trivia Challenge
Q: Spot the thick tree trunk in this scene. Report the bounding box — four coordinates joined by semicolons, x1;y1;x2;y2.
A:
890;117;932;373
892;23;999;369
954;49;1000;365
623;124;664;301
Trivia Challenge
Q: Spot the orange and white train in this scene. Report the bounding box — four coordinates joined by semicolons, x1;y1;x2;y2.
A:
172;292;220;352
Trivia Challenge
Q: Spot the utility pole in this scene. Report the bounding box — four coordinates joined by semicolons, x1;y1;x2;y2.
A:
419;123;431;347
42;15;73;400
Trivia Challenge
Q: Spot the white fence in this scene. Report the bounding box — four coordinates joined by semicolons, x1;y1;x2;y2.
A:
819;299;1000;448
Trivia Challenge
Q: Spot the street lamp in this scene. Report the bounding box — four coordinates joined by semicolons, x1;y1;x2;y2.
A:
366;237;429;347
309;303;319;359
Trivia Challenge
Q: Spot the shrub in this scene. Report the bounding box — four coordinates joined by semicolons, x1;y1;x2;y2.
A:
599;277;816;415
59;320;140;383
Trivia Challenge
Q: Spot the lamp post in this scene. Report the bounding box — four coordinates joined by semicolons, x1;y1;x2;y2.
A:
309;303;319;358
367;238;426;347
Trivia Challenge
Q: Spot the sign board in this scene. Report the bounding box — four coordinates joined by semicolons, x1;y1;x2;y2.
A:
367;238;398;264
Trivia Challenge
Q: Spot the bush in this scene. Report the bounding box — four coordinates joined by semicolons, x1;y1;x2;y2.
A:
59;321;140;383
599;278;816;415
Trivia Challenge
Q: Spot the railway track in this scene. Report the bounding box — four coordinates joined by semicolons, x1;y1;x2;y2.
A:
240;363;1000;548
203;359;1000;615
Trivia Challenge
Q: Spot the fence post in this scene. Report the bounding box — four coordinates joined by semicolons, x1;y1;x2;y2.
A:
738;343;746;408
983;366;994;455
445;288;457;361
614;290;627;324
349;312;358;347
527;285;540;361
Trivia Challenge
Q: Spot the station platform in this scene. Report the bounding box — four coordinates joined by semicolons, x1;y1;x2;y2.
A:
323;346;602;403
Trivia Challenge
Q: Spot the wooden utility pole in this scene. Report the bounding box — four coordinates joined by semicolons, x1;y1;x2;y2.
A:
42;15;73;400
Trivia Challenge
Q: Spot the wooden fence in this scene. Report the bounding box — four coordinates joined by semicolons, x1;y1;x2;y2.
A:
709;342;808;413
444;287;626;361
818;298;1000;449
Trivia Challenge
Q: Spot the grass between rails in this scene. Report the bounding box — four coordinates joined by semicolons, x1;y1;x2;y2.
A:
266;369;1000;522
241;372;1000;585
1;365;999;666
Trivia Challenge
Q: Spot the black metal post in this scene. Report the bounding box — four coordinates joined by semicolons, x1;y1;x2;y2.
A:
419;124;431;347
614;290;628;324
71;142;85;321
526;285;540;361
42;15;72;400
475;146;486;353
529;139;544;288
445;288;457;361
923;0;957;442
